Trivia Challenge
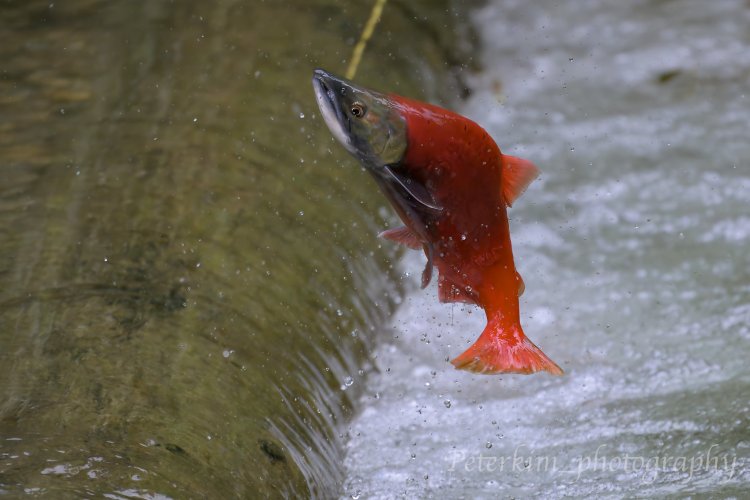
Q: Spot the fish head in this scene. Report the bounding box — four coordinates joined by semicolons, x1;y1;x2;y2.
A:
312;69;407;168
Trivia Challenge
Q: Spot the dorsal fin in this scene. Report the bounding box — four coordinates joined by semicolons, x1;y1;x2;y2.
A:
501;154;540;207
378;226;422;250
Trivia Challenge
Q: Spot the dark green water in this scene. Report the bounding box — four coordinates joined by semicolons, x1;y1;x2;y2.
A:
0;0;475;497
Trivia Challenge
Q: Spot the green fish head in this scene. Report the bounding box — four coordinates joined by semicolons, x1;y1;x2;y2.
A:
312;69;406;168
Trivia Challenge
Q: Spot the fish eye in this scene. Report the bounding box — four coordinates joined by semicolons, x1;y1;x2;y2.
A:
350;102;366;118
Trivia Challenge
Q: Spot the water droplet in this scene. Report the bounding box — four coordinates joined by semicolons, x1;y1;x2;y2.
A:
103;257;108;263
341;376;354;391
486;442;492;449
443;400;451;408
410;453;416;460
299;112;305;119
193;117;198;122
222;349;234;358
460;234;467;241
298;210;304;216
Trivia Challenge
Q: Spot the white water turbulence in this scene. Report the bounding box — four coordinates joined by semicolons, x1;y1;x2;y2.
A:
342;0;750;497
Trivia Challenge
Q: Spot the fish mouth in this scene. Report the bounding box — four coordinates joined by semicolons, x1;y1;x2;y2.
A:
312;69;356;154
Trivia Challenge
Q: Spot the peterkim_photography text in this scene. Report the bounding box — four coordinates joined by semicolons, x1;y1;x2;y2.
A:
447;444;741;483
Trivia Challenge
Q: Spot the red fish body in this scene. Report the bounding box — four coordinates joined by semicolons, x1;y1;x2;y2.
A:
313;69;562;375
387;95;562;375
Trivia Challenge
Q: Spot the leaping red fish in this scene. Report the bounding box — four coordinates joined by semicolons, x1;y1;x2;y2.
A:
312;69;562;376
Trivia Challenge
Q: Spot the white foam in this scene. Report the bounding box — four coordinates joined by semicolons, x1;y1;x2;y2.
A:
342;0;750;497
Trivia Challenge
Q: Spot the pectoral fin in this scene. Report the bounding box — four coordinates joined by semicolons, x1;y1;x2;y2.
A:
501;155;540;207
383;165;443;213
378;226;422;250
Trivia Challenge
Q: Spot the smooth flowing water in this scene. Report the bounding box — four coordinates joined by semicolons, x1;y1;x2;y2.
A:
343;0;750;497
0;1;473;497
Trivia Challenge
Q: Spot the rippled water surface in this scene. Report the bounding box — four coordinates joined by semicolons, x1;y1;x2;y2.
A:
343;0;750;497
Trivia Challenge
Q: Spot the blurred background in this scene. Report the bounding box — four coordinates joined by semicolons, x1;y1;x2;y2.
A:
1;0;748;498
0;0;474;497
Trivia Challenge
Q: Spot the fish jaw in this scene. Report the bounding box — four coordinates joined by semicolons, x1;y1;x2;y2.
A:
312;69;357;156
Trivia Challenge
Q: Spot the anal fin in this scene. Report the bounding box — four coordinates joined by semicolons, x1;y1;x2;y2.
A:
438;273;477;304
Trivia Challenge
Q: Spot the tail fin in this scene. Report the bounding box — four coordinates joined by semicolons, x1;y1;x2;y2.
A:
451;320;563;376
